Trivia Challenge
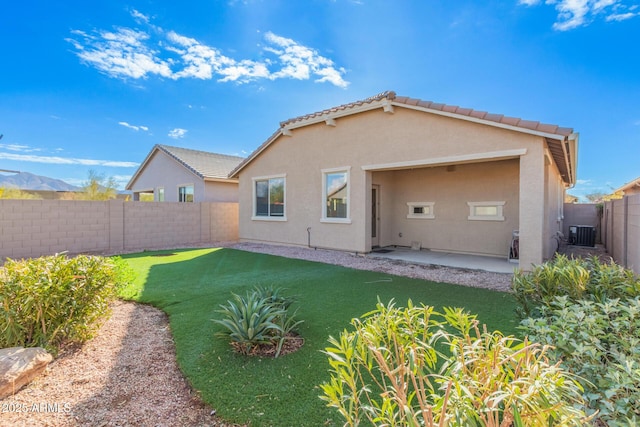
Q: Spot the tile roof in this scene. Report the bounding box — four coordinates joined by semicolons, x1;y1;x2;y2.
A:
282;91;574;137
156;145;244;180
231;91;577;184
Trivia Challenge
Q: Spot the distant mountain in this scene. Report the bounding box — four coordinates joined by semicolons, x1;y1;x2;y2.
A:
0;172;81;192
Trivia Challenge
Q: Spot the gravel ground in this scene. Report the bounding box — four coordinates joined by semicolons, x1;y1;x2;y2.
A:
228;242;515;292
1;242;608;426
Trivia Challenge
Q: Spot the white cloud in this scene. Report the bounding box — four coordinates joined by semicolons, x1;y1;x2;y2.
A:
606;11;638;21
67;14;349;87
130;9;150;24
519;0;639;30
0;144;42;153
168;128;188;139
66;27;173;79
0;152;139;167
118;121;149;131
264;32;348;88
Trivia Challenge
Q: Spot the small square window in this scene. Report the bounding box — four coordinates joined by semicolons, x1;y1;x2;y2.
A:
467;201;505;221
407;202;435;219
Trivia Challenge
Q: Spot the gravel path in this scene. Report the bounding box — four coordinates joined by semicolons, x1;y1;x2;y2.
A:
228;242;514;292
0;243;520;426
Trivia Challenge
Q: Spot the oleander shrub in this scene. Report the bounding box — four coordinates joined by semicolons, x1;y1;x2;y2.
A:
512;255;640;318
521;296;640;426
0;253;134;354
320;300;588;427
214;286;303;358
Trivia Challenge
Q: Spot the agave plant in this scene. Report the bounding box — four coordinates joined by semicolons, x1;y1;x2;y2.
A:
214;286;303;357
214;291;285;355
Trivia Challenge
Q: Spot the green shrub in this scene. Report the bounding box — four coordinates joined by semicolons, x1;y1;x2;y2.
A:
214;286;303;357
0;254;134;354
320;300;588;427
512;255;640;318
521;296;640;426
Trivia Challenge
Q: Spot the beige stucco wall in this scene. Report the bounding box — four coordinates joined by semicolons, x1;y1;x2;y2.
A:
129;150;238;202
372;160;519;257
238;106;553;266
0;200;239;261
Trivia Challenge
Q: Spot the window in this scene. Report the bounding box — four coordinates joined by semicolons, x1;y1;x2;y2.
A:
322;168;350;222
407;202;435;219
178;185;194;202
253;175;286;220
156;187;164;202
467;201;505;221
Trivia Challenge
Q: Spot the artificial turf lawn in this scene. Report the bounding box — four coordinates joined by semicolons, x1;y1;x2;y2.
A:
120;248;519;427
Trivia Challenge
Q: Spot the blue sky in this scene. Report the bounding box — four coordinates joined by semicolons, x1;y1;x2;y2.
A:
1;0;638;199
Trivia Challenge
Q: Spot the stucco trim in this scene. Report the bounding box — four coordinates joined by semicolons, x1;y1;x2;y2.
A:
361;149;527;171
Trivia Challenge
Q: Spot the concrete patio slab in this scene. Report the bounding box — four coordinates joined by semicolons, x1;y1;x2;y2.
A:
368;247;518;274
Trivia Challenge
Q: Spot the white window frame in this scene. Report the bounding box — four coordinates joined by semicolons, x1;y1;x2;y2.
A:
252;174;287;221
407;202;435;219
467;201;505;221
321;167;351;224
156;187;165;202
178;184;194;203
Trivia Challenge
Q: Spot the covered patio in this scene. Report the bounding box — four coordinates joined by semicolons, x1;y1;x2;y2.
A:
368;246;517;273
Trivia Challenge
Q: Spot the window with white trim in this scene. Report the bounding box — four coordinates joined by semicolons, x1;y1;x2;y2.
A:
253;175;286;220
178;185;194;202
467;201;505;221
322;168;350;222
407;202;435;219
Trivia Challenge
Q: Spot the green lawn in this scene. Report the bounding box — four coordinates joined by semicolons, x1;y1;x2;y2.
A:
120;248;519;427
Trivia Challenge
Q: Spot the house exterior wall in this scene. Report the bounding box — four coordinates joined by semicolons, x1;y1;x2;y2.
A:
129;150;238;202
238;107;553;266
204;180;239;202
542;149;566;261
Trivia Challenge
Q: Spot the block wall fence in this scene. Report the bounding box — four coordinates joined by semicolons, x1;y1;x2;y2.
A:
564;195;639;274
0;200;238;261
602;194;640;274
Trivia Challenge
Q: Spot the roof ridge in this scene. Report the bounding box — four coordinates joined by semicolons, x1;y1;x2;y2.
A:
158;144;244;160
281;90;396;127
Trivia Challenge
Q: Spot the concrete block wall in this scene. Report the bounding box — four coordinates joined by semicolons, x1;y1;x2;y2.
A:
1;200;111;260
122;201;205;252
0;200;239;261
210;202;239;242
602;194;640;274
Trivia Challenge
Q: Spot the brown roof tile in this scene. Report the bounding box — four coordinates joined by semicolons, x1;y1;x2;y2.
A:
233;91;575;179
500;116;521;126
157;145;244;180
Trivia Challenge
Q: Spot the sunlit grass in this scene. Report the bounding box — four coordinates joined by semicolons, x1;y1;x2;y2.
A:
120;248;518;426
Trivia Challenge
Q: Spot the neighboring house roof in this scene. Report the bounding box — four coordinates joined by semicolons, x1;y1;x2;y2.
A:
230;91;578;185
613;176;640;195
126;144;244;190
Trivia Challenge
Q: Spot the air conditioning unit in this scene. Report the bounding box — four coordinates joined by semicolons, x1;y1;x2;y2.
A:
568;225;596;247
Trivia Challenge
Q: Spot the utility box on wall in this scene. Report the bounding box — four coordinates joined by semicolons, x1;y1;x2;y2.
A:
569;225;596;247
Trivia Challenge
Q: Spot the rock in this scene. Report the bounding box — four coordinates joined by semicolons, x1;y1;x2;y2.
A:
0;347;53;399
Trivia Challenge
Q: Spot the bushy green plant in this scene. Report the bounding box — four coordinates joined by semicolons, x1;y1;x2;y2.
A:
0;254;134;354
320;300;588;427
512;255;640;318
214;286;303;357
521;296;640;426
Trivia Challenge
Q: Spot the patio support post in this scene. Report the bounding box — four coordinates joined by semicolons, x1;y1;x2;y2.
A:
518;146;545;270
362;170;373;253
